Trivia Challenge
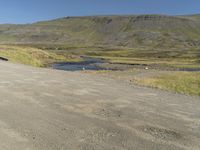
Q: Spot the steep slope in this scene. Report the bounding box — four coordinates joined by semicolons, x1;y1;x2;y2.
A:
0;14;200;49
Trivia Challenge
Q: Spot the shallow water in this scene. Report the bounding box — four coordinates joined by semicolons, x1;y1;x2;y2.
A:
52;62;105;71
51;57;112;71
51;57;200;72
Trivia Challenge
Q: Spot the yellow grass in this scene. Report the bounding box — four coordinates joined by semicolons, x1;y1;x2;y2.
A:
134;72;200;96
0;45;70;67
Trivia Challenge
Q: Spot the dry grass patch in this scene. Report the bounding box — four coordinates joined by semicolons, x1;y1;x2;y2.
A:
0;45;72;67
133;72;200;96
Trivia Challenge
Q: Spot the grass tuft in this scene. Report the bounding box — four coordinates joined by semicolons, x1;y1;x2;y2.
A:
0;45;74;67
134;72;200;96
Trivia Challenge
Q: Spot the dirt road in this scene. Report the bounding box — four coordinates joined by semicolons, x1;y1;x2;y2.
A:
0;61;200;150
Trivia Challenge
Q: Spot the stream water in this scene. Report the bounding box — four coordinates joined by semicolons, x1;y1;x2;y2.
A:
51;57;200;72
51;57;111;71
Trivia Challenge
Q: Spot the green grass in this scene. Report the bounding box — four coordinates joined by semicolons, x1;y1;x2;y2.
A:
0;45;79;67
85;48;199;69
134;72;200;96
11;44;200;70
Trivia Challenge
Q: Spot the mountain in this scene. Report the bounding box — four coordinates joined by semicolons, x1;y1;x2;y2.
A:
0;14;200;49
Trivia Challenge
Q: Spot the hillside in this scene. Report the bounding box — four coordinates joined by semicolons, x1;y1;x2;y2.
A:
0;14;200;49
0;14;199;70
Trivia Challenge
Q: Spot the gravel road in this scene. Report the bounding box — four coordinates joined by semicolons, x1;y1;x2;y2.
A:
0;61;200;150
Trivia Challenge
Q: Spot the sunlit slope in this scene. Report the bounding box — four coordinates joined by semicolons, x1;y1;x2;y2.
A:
0;45;69;67
0;14;200;48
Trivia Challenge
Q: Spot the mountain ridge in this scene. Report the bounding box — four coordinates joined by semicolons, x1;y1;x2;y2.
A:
0;14;200;49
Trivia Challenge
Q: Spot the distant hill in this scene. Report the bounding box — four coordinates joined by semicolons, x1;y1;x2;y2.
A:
0;14;200;49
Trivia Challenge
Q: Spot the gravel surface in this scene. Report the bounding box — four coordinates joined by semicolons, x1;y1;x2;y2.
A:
0;61;200;150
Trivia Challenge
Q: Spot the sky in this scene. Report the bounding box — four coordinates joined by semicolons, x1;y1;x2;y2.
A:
0;0;199;24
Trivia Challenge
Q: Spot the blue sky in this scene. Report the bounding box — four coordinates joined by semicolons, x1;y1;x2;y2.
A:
0;0;199;24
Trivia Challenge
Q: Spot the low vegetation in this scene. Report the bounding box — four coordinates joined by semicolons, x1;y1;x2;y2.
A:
134;72;200;96
0;45;77;67
21;44;198;69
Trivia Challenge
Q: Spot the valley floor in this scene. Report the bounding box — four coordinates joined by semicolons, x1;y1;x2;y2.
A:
0;61;200;150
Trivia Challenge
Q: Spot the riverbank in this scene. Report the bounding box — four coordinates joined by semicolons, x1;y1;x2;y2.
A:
1;44;199;96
